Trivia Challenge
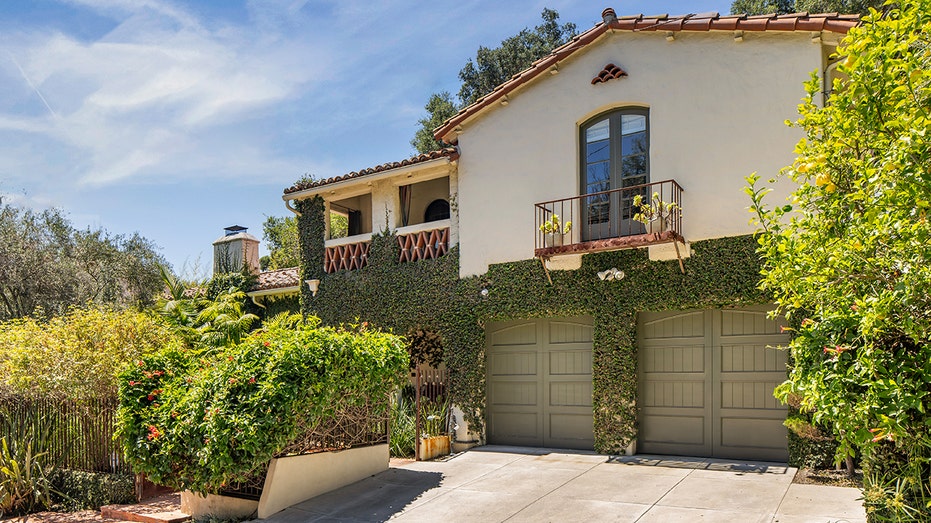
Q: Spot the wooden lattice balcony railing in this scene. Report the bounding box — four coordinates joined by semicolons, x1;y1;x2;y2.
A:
324;240;370;273
398;227;449;263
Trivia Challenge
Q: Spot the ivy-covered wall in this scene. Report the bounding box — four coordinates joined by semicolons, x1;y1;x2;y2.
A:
295;195;770;453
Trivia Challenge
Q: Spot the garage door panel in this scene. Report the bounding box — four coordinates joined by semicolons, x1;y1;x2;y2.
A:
488;381;538;407
719;308;787;336
549;381;592;407
642;344;705;373
720;381;784;410
640;414;707;446
548;350;592;375
487;317;594;450
642;380;705;408
720;344;787;372
548;413;595;448
490;322;537;346
489;351;537;376
719;417;788;459
640;308;790;461
641;311;706;339
548;321;593;344
488;411;542;446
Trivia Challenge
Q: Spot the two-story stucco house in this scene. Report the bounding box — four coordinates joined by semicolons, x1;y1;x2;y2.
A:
277;8;858;462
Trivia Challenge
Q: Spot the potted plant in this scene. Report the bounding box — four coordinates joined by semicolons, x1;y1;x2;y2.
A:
539;214;572;247
418;398;450;460
633;192;679;234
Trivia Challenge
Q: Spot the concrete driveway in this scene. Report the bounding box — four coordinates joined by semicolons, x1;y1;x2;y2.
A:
257;446;866;523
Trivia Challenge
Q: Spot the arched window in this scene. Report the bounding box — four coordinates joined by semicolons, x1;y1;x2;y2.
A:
580;108;649;240
424;199;450;222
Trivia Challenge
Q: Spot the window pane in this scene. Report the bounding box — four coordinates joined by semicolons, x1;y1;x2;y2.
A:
621;174;647;187
586;119;610;143
586;162;609;184
622;154;647;176
621;114;645;135
586;139;610;163
621;132;646;155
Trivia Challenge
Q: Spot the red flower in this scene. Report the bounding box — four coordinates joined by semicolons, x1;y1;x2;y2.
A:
228;378;237;384
146;425;161;441
249;377;256;384
263;341;270;347
137;361;145;366
147;394;154;401
128;381;137;386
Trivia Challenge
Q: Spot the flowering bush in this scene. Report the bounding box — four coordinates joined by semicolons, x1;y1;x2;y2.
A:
115;318;407;493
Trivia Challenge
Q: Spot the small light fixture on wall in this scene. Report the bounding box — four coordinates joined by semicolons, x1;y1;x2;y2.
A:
305;279;320;296
597;268;625;281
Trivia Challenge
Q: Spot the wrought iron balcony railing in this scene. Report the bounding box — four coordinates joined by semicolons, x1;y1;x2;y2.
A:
534;179;683;258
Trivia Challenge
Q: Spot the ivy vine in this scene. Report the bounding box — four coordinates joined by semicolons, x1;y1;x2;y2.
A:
294;201;770;453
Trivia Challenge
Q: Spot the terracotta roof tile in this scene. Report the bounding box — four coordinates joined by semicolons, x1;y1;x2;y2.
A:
253;267;300;291
592;63;628;85
434;9;859;143
283;148;459;194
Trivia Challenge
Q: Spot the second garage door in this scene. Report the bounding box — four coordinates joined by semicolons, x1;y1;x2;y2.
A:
486;317;594;450
638;306;790;461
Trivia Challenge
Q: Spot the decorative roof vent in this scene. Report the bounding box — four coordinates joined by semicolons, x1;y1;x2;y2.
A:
592;63;628;85
224;225;248;236
602;8;618;25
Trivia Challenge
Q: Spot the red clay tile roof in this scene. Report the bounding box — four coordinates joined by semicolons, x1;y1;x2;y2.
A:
283;148;459;195
592;63;628;85
434;10;860;143
252;267;300;292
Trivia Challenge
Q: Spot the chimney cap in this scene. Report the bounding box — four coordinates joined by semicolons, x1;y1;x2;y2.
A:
602;7;618;25
224;225;248;236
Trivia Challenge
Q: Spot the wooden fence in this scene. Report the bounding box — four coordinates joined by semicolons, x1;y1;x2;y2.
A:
0;394;130;474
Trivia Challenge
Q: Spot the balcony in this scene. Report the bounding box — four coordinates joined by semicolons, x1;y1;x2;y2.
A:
396;220;451;263
534;180;683;258
323;221;452;274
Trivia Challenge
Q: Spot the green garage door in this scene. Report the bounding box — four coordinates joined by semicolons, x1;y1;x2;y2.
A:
638;306;790;461
486;317;594;450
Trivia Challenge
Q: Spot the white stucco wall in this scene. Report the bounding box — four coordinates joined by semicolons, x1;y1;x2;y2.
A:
456;31;825;277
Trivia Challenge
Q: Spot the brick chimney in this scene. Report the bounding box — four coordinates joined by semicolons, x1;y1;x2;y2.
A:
213;225;260;275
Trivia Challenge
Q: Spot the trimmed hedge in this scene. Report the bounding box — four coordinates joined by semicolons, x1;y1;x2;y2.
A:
115;319;407;493
49;470;135;511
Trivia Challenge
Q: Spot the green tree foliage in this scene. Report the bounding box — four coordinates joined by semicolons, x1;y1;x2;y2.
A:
0;203;166;320
731;0;884;14
457;8;577;106
730;0;794;14
260;215;300;271
410;9;577;154
0;307;176;398
410;92;459;154
115;319;407;493
747;2;931;518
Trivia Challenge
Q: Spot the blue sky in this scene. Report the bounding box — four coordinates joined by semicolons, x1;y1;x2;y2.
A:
0;0;731;276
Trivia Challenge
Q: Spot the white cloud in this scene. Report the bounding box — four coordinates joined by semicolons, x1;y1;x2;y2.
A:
0;0;331;186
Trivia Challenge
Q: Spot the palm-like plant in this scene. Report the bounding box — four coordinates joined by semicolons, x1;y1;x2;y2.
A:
196;291;259;348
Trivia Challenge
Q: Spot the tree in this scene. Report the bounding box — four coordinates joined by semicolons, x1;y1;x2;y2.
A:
731;0;884;14
410;92;459;154
410;9;577;154
260;215;300;271
0;203;166;320
730;0;794;14
747;2;931;518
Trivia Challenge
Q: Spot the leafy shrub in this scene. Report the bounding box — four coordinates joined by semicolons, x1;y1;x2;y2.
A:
116;318;407;493
389;390;416;458
0;307;177;398
0;436;52;517
49;469;135;511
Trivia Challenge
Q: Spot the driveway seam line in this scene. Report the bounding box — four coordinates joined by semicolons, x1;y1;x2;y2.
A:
501;457;607;522
631;459;703;522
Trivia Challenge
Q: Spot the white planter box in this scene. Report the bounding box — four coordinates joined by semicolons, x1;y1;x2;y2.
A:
181;443;389;520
